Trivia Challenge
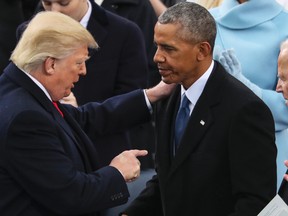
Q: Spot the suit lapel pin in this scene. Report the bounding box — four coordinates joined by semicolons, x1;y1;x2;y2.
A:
200;120;205;125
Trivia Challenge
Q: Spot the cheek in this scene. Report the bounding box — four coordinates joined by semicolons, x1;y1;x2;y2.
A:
64;10;75;19
284;83;288;94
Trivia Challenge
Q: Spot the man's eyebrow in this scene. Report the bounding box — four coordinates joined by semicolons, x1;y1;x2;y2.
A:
154;41;174;48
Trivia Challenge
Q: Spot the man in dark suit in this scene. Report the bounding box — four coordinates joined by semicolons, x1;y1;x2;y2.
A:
122;2;277;216
0;11;173;216
31;0;148;167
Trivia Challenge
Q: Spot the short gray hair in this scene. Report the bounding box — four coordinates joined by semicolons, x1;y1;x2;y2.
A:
158;2;216;49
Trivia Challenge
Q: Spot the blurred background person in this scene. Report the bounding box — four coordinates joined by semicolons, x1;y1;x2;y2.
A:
275;39;288;204
210;0;288;189
0;0;24;73
0;0;39;73
99;0;159;87
149;0;223;16
187;0;223;9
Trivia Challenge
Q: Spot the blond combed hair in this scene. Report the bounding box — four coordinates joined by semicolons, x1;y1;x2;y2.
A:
11;11;98;72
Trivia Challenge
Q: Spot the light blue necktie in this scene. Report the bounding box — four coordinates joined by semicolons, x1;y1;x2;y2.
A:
174;94;190;150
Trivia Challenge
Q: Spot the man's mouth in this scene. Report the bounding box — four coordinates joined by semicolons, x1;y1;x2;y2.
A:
159;68;172;77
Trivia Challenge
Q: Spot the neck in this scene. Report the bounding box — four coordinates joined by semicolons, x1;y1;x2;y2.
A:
78;0;89;22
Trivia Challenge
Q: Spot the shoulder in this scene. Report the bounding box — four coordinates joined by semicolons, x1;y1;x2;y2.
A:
212;62;269;110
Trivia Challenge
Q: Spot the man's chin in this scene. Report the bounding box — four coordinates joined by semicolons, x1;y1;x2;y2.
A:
161;77;176;85
63;90;72;98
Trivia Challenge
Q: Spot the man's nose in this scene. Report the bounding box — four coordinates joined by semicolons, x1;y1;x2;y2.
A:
276;79;283;93
50;3;62;12
153;50;165;63
80;64;87;76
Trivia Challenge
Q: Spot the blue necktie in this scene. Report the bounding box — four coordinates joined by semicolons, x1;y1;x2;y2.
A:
174;94;190;149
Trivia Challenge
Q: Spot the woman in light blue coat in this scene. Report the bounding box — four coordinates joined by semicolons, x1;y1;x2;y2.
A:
210;0;288;189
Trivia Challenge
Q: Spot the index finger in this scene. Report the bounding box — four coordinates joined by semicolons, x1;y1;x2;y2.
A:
129;149;148;157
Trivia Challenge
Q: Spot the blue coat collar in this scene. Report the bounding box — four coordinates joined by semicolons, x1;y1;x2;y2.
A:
212;0;284;29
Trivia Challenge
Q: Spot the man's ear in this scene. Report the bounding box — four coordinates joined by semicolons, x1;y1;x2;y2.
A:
197;42;211;61
44;57;56;75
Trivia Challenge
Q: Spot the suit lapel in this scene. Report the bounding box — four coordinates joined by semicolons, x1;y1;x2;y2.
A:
5;63;96;172
156;88;180;174
170;104;214;173
166;62;226;177
55;103;96;172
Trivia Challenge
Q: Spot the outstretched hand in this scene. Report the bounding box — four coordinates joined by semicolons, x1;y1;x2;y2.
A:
145;81;176;103
110;149;148;182
60;92;78;107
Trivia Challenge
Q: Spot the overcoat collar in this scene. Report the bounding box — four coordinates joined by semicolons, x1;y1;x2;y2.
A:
4;63;96;172
214;0;283;29
158;62;227;178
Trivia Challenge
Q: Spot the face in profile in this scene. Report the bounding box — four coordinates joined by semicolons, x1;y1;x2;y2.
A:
153;22;205;89
276;47;288;104
47;45;90;101
41;0;87;22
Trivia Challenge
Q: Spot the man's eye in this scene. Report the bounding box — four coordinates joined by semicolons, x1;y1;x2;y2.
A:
60;1;70;6
42;1;70;6
165;47;173;51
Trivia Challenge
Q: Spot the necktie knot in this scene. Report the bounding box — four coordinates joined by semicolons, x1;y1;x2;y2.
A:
180;94;190;112
52;101;64;117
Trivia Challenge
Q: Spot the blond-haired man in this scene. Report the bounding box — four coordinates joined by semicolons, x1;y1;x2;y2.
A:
0;11;172;216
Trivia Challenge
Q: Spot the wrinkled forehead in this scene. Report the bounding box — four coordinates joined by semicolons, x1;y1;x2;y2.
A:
279;49;288;67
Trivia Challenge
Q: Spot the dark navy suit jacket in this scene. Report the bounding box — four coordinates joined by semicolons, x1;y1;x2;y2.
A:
125;62;277;216
0;63;150;216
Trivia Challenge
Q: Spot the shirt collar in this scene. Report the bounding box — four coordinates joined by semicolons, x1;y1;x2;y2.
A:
94;0;104;6
80;0;92;28
22;70;53;101
181;60;214;106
